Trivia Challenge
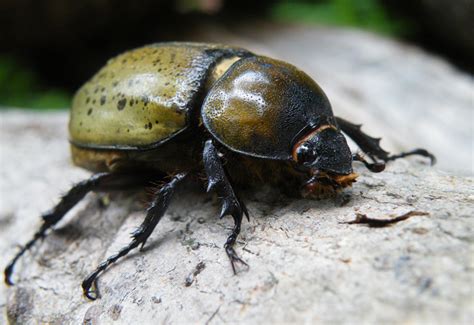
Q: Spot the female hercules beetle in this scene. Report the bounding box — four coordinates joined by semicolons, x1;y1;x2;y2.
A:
4;42;435;300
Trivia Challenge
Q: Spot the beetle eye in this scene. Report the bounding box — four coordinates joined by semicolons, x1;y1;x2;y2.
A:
296;142;316;165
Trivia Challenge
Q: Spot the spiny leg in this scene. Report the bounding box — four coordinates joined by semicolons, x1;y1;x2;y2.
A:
336;117;436;167
203;139;249;274
383;148;436;163
81;172;188;300
4;172;153;286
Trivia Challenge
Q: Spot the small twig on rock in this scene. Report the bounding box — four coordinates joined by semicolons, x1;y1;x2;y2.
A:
343;211;429;228
205;305;221;325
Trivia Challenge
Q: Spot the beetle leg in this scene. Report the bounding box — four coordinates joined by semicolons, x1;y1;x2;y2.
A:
352;153;386;173
383;148;436;164
336;117;436;166
203;139;249;274
81;172;188;300
4;172;157;286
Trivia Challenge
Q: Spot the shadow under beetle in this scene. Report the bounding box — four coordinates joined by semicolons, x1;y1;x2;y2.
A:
4;42;435;300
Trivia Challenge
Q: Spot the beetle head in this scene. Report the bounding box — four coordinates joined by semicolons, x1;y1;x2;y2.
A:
292;124;357;198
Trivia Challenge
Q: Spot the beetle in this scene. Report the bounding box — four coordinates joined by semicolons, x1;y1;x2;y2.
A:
4;42;435;300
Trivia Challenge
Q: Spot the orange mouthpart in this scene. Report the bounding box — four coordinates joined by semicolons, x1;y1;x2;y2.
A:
303;172;358;199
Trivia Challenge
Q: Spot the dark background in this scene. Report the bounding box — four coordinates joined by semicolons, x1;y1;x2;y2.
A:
0;0;472;109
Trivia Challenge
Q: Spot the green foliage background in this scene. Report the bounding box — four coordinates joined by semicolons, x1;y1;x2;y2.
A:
0;0;403;109
0;55;70;109
271;0;406;35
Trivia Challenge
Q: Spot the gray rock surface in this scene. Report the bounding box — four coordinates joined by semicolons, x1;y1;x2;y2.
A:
1;112;473;324
1;26;473;324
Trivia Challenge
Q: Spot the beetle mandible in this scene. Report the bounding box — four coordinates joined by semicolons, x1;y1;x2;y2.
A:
4;42;435;300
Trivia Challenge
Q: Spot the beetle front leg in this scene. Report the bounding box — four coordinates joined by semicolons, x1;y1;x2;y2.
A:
336;117;436;168
4;172;156;286
81;172;188;300
203;139;249;274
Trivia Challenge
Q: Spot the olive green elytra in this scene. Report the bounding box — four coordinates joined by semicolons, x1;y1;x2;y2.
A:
70;42;251;149
6;42;434;301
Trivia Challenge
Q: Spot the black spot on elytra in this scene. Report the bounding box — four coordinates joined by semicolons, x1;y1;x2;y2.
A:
112;81;119;87
92;99;96;104
155;120;159;124
86;97;90;104
129;99;134;106
100;96;106;105
117;98;127;110
87;108;93;115
148;122;152;129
